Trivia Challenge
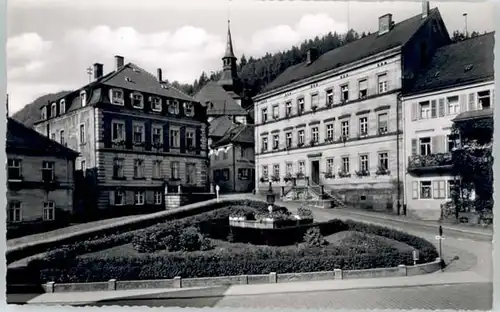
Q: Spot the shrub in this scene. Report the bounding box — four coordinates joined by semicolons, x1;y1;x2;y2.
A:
178;227;203;252
303;227;328;248
297;207;313;219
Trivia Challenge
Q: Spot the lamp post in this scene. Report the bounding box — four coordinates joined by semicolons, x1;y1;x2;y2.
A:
266;181;275;216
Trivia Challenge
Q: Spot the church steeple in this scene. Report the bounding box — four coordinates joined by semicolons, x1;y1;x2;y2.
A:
218;20;239;92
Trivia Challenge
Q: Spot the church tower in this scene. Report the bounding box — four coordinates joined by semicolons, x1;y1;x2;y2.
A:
217;20;240;93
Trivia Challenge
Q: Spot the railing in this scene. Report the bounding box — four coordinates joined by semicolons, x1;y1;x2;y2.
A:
408;153;453;171
308;180;324;198
321;185;346;208
281;180;294;198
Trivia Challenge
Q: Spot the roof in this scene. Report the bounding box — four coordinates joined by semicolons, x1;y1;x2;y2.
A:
260;9;439;95
406;32;495;95
212;123;254;147
208;115;235;137
194;81;248;116
453;108;493;123
7;118;79;158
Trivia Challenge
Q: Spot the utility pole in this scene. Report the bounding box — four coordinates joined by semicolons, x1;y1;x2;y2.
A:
463;13;468;38
86;66;93;83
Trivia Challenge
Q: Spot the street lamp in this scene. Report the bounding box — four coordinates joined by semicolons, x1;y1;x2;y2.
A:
266;181;275;215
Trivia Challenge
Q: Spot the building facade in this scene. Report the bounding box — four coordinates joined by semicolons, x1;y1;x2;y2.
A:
253;3;451;212
402;33;494;220
34;56;209;217
7;118;79;225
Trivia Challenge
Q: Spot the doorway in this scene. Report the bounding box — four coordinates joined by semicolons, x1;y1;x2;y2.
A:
311;160;320;184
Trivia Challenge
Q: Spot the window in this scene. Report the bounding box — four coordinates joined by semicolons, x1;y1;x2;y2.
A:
341;120;349;137
285;101;292;116
152;97;162;112
261;137;268;151
419;137;431;155
8;159;22;180
420;181;432;199
152;126;163;145
285;132;292;148
41;107;47;120
222;150;228;160
8;202;21;222
311;127;319;142
311;93;319;109
341;156;350;173
133;124;145;144
170;129;180;147
79;124;86;144
359;154;369;172
171;161;180;179
153;160;162;179
298;130;305;145
378;113;388;134
326;89;334;105
272;105;279;119
168;101;180;114
42;161;55;182
297;98;305;114
131;93;144;108
273;164;280;177
113;158;124;178
378;73;388;93
419;101;431;119
43;201;55;221
238;168;249;180
59;130;65;145
447;180;456;199
262;107;268;122
222;168;230;181
51;133;56;141
184;102;194;116
154;191;163;205
59;100;66;114
186;130;195;149
378;152;388;170
114;191;125;206
134;159;145;178
50;103;57;118
359;117;368;136
358;79;368;98
326;124;334;140
326;158;334;174
447;96;460;114
134;191;145;205
286;163;293;174
80;91;87;107
112;121;125;142
110;89;124;105
434;180;446;199
298;161;305;174
81;160;86;175
477;90;491;109
340;84;349;101
273;134;279;149
262;165;269;178
186;163;196;184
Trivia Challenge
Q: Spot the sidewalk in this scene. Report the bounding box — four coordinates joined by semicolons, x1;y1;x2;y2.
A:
16;270;489;305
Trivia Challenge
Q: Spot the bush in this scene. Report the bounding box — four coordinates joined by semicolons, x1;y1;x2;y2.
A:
178;227;203;252
297;207;313;219
303;227;327;248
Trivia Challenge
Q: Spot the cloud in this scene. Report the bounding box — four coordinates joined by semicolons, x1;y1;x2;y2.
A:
7;33;52;60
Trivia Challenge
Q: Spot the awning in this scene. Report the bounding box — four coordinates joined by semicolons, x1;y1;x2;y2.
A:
452;108;493;122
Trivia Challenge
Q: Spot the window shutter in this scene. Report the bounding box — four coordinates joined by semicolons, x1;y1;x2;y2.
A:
468;93;476;111
125;119;133;149
459;94;467;112
430;100;437;118
439;180;446;198
163;122;170;152
411;102;418;121
411;139;418;156
179;126;186;153
438;98;445;117
109;190;115;206
146;190;154;204
412;181;418;199
432;181;439;198
431;136;438;154
195;126;202;155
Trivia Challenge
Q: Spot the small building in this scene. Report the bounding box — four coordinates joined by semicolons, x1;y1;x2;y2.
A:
401;32;494;220
6;117;79;228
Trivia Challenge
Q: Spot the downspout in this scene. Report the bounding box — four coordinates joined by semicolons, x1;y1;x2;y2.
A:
396;92;402;215
232;143;236;192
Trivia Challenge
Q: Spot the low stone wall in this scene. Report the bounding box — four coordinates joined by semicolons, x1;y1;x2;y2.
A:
165;193;216;209
42;258;442;293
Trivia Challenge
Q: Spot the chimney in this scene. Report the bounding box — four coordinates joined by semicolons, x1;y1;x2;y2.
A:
157;68;163;82
115;55;124;70
422;0;430;19
378;14;393;35
93;63;103;80
306;48;318;65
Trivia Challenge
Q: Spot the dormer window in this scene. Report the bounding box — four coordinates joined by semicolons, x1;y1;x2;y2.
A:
184;102;194;117
151;97;162;112
59;99;66;114
50;102;57;117
80;91;87;107
41;106;47;120
110;89;124;106
168;100;180;114
131;92;144;109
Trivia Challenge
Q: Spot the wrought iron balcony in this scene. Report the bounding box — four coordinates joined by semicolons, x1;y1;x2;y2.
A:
408;153;453;172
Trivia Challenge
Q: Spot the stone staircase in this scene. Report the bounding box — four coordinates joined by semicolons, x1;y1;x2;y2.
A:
280;178;341;209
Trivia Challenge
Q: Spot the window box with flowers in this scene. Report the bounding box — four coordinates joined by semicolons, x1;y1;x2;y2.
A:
112;140;126;149
375;166;390;175
152;142;163;150
260;176;269;183
310;139;317;146
355;169;370;177
284;173;293;182
324;172;335;179
311;105;318;112
271;175;280;182
133;141;145;151
296;172;305;180
338;171;351;178
297;142;305;147
325;137;335;144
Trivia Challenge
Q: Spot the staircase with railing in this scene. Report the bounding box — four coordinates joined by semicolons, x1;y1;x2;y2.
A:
320;184;346;208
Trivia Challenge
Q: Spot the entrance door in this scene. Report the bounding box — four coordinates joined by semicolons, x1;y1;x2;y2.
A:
311;160;320;184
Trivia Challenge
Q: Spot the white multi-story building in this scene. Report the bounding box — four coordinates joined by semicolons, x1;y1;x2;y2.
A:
253;3;451;212
402;32;494;220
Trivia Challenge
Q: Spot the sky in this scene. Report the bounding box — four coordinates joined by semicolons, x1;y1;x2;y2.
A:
6;0;494;114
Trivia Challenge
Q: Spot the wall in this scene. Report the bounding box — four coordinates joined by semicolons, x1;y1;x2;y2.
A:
402;81;494;220
211;143;255;193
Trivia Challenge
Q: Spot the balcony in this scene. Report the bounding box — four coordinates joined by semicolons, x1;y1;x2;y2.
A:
408;153;453;173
